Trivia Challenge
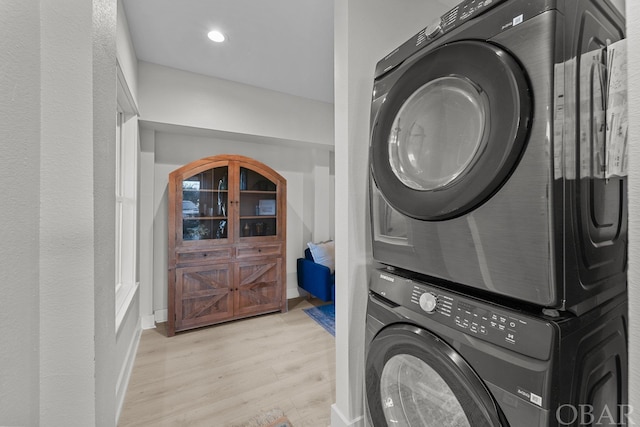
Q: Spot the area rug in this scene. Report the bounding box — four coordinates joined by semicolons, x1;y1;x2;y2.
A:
229;408;293;427
303;303;335;337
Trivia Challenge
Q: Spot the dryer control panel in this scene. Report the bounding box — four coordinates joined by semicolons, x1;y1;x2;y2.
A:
374;0;557;78
438;0;508;36
371;269;554;360
375;0;508;76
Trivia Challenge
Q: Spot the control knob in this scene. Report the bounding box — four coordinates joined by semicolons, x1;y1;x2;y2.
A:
425;18;443;39
419;292;438;314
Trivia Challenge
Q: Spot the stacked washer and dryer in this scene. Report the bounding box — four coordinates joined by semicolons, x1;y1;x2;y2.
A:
365;0;628;426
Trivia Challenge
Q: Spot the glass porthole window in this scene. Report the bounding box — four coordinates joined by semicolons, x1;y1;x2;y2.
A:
379;354;472;426
370;40;531;220
388;76;490;191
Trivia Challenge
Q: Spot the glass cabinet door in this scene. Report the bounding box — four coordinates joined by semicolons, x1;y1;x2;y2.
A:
181;165;229;241
238;167;278;239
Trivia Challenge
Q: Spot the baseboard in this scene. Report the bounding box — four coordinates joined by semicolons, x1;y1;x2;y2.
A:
287;285;301;299
115;318;142;423
331;404;364;427
155;308;168;323
141;314;156;330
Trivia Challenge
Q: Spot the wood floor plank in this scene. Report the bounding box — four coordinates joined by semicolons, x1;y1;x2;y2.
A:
118;298;335;427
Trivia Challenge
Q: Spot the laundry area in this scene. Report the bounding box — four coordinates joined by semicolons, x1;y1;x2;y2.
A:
363;0;629;425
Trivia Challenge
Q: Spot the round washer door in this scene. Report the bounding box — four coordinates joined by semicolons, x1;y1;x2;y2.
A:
370;40;531;220
365;324;506;427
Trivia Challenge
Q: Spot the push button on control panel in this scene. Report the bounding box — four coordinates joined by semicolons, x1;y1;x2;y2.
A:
453;300;532;347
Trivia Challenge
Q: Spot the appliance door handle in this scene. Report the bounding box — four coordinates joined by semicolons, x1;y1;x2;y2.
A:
591;47;609;180
369;291;400;309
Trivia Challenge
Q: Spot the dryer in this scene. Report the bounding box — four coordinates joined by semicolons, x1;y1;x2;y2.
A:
364;268;628;426
369;0;627;314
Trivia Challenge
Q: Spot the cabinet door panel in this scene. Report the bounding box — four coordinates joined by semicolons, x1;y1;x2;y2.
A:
179;163;233;244
235;259;282;316
175;264;233;330
238;165;283;241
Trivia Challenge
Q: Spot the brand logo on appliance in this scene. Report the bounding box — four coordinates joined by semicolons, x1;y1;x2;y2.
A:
518;387;543;407
380;274;395;283
517;388;530;399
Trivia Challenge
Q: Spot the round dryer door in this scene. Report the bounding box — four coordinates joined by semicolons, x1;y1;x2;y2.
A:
370;41;531;220
366;324;506;427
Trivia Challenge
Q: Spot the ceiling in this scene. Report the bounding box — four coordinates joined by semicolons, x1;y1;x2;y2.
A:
121;0;335;104
120;0;627;107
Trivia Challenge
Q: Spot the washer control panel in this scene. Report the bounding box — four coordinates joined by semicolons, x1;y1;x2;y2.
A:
371;269;554;360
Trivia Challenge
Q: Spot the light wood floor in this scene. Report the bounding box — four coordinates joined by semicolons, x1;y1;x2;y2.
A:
118;298;336;427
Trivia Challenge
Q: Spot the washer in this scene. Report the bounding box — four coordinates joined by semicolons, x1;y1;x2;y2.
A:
364;268;628;426
369;0;627;314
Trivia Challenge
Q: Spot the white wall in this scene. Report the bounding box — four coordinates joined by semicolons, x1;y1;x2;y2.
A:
627;1;640;423
92;0;119;423
0;2;40;424
139;128;157;328
0;0;118;425
312;149;334;241
116;0;138;108
332;1;453;425
138;61;334;148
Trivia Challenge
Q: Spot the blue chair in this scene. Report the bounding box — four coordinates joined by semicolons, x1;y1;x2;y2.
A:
297;248;335;302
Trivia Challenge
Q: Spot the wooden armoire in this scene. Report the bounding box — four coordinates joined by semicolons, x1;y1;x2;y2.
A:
167;155;287;336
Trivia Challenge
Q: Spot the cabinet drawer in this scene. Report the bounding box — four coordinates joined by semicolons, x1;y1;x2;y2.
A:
235;244;281;259
177;248;232;265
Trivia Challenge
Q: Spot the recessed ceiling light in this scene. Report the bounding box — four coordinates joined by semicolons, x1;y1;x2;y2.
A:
207;30;226;43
